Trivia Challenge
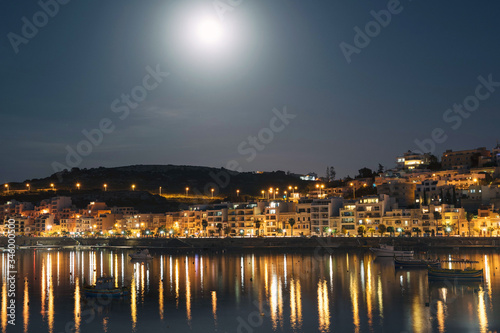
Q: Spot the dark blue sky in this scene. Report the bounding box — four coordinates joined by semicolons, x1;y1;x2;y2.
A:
1;0;499;183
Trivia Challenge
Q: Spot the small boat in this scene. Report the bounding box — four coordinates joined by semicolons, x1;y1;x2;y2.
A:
83;276;128;297
428;266;483;281
394;257;441;268
129;249;153;260
370;244;414;257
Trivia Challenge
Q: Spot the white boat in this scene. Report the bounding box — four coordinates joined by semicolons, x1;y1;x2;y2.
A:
370;244;414;257
129;249;153;260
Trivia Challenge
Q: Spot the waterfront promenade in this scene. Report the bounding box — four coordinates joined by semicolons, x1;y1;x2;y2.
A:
4;236;500;251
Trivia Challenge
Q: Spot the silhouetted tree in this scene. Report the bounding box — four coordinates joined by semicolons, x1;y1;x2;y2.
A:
254;219;262;236
377;163;384;174
288;218;296;236
466;212;474;236
357;167;375;179
325;166;336;182
357;225;366;237
378;224;387;236
202;219;208;237
428;155;441;171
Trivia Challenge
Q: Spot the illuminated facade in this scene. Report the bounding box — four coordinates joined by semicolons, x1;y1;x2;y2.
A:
396;151;432;170
442;147;492;170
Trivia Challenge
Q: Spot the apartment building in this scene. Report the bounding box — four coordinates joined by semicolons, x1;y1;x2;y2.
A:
296;199;312;236
339;201;356;235
462;205;500;236
415;180;457;206
310;198;343;235
396;151;432;170
384;209;420;235
442;147;492;170
2;214;30;235
33;214;55;235
355;194;395;225
227;202;259;236
377;181;416;208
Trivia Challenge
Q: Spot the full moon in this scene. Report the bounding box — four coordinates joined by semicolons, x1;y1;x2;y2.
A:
196;17;225;46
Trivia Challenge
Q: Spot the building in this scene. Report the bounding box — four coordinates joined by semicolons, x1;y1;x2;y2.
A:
464;205;500;236
33;214;55;235
377;181;416;208
355;194;395;230
310;198;343;235
2;214;30;235
227;202;259;237
396;151;432;170
339;201;356;235
415;180;456;206
383;209;419;235
262;201;295;236
295;199;312;236
441;147;492;170
300;173;318;181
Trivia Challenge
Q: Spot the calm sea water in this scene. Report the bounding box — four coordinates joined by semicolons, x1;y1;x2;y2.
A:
1;248;499;333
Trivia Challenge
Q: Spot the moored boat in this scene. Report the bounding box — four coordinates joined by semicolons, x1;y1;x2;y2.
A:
394;257;441;268
370;244;414;257
428;266;483;281
83;276;128;297
129;249;153;260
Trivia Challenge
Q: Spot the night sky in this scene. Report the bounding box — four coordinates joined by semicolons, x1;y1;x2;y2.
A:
2;0;500;184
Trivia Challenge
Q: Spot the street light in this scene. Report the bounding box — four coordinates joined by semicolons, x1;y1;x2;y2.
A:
159;186;162;196
76;183;80;190
186;187;189;197
104;184;107;191
26;183;30;191
316;184;324;198
131;184;136;191
350;183;355;199
236;189;240;197
211;188;214;198
261;190;265;199
4;184;8;193
50;183;54;191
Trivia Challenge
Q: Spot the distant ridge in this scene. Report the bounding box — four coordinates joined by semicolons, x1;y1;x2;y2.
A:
6;164;307;197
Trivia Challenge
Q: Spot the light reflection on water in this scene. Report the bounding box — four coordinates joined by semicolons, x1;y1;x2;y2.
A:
0;249;499;332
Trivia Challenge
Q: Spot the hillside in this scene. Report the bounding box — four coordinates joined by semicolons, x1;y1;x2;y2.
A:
1;165;310;210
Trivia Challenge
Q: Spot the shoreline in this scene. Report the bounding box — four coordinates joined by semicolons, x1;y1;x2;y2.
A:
4;236;500;251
